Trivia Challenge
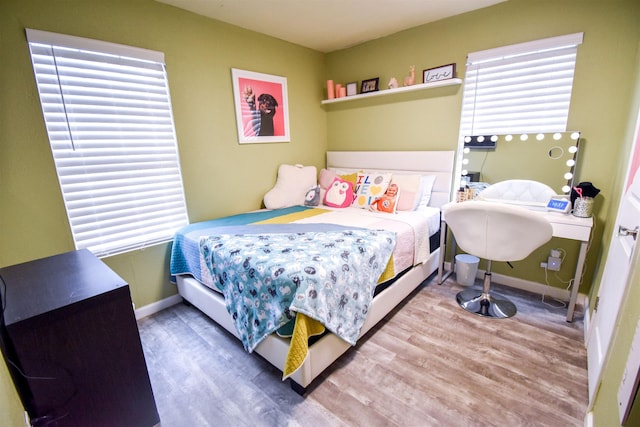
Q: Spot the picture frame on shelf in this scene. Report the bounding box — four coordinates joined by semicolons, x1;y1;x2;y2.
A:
360;77;379;94
423;63;456;84
346;82;358;96
231;68;290;144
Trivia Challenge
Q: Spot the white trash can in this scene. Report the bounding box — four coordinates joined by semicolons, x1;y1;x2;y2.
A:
455;254;479;287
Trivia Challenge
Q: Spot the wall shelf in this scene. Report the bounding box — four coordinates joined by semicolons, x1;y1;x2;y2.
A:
321;78;462;105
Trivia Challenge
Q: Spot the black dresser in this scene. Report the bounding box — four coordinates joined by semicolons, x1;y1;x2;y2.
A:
0;249;159;427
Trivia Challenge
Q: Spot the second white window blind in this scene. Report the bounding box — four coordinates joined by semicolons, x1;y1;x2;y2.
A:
460;32;584;135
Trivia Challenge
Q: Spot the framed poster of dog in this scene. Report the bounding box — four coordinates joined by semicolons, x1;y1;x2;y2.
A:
232;68;290;143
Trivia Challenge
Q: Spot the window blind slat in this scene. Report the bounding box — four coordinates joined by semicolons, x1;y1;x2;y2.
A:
28;30;189;258
71;204;188;228
68;192;183;205
74;215;188;241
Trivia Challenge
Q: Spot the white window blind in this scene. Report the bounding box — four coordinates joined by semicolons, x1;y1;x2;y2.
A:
26;29;189;258
460;32;583;135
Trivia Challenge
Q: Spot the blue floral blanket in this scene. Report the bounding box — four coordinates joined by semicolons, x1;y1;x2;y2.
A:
199;224;396;351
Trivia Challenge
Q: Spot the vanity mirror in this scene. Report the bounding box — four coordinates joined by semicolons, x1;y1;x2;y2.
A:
460;131;581;194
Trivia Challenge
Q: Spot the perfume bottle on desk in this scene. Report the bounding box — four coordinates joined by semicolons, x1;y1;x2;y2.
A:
456;185;473;202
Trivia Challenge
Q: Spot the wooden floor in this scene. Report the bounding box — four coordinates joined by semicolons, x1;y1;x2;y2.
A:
137;276;588;427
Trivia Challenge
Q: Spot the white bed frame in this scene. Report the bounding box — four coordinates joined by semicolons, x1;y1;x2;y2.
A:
176;150;454;393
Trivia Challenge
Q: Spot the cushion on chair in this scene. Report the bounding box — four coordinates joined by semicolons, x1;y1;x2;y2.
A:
443;200;553;262
476;179;556;206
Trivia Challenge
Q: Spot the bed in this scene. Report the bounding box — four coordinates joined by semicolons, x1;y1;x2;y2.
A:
171;150;455;393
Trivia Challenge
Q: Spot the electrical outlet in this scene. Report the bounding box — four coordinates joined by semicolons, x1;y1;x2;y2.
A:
547;256;562;271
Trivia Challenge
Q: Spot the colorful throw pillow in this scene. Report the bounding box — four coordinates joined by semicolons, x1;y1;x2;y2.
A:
352;172;392;209
369;183;400;213
338;172;358;187
319;168;338;190
263;164;317;209
304;185;321;206
318;168;337;204
323;177;354;208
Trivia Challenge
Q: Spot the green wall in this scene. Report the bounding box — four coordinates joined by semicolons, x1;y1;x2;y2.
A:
326;1;639;424
1;0;639;425
324;5;640;423
324;0;640;296
589;38;640;427
0;0;326;297
0;0;325;424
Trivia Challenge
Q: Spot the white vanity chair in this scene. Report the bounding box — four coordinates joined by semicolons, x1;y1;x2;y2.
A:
442;200;553;318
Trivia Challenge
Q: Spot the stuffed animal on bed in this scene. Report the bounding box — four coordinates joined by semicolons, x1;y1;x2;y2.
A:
304;185;321;206
369;183;399;213
323;177;354;208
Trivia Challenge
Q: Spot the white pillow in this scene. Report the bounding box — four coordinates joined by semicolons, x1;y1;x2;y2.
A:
263;164;317;209
390;174;423;211
417;175;437;209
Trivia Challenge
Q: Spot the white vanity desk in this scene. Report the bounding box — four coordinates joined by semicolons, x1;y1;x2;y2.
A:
437;201;593;322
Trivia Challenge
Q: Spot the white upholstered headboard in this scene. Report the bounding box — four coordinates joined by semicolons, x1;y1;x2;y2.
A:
326;151;455;208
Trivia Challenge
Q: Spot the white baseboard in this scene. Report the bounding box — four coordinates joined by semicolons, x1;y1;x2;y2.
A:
444;262;587;312
135;293;183;320
489;270;580;303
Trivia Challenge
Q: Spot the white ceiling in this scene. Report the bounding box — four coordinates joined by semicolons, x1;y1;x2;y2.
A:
155;0;507;53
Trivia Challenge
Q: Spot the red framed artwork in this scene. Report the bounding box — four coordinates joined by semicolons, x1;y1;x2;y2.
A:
231;68;290;144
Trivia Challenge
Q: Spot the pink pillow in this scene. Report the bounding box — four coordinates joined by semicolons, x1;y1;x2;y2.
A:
319;168;338;190
323;177;354;208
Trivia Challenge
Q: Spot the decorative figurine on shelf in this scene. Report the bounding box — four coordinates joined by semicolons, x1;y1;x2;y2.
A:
388;77;399;89
403;65;416;86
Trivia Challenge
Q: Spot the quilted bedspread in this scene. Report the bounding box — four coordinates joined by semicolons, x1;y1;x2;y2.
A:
169;205;437;376
199;225;396;351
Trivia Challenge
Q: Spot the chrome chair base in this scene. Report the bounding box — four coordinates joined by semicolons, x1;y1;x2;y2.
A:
456;288;517;319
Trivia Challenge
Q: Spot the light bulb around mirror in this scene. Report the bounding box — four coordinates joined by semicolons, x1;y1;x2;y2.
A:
464;136;471;143
461;169;468;176
562;185;571;193
571;132;580;140
477;136;485;142
505;134;513;141
568;146;578;153
462;158;469;165
566;159;575;167
553;133;562;140
564;172;573;180
536;133;545;141
491;135;498;142
520;134;528;141
463;147;470;154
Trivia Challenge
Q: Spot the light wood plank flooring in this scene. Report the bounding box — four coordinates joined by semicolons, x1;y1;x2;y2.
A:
137;276;588;427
